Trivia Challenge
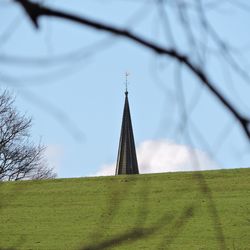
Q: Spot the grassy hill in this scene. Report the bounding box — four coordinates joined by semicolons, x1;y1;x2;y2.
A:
0;168;249;250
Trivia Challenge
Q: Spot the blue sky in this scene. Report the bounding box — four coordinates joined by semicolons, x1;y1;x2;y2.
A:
1;0;250;177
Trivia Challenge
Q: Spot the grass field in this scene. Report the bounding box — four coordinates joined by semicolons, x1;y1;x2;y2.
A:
0;168;250;250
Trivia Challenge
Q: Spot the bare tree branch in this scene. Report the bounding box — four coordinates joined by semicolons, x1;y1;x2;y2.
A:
0;90;56;181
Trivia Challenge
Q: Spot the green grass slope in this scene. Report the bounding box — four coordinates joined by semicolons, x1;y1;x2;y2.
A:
0;168;250;250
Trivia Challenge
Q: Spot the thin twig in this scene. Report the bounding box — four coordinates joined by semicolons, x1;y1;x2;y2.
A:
14;0;250;140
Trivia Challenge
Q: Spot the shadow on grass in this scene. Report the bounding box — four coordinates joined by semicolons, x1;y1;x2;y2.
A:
79;172;226;250
80;205;196;250
80;212;173;250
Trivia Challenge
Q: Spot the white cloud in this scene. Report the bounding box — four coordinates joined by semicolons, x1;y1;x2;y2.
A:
44;144;64;172
95;164;115;176
95;139;219;176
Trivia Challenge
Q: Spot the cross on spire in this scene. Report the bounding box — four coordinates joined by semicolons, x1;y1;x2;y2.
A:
125;72;129;95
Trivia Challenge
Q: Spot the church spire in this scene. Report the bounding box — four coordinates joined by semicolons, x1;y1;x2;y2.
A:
115;75;139;175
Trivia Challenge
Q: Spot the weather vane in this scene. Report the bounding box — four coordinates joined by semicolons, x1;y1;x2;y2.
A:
125;71;129;94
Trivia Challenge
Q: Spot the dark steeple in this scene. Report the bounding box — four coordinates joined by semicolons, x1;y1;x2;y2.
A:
115;91;139;175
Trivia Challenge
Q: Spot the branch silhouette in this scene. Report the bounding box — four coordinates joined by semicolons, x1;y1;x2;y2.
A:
14;0;250;141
